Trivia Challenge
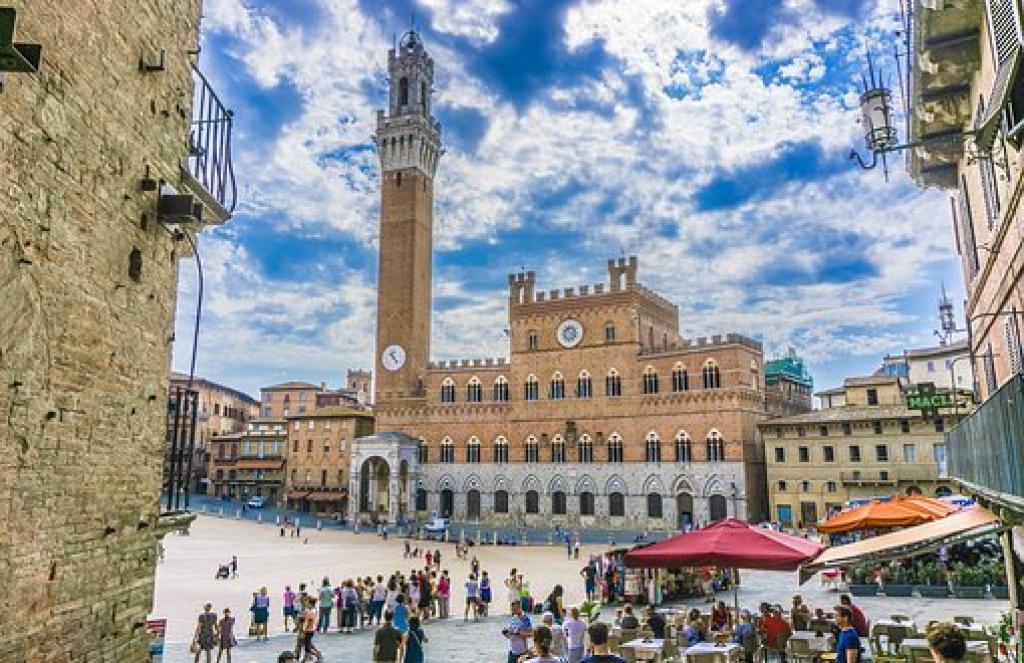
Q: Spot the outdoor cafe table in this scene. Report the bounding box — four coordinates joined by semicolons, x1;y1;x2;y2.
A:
900;638;992;663
790;631;835;652
621;638;666;661
872;619;918;635
684;642;742;663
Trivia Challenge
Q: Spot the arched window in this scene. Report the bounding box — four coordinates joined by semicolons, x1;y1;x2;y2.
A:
750;360;761;390
525;436;539;463
493;375;509;402
549;372;566;400
467;377;482;403
605;368;622;397
467;489;481;520
493;436;509;464
607;433;624;463
528;330;539;350
420;80;428;112
440;437;454;463
552;434;566;463
703;360;721;389
494;490;509;513
647;493;663;518
642;366;659;394
415;488;427;511
552;491;567;515
398;77;409;106
525;490;540;514
576;370;592;399
580;491;595;515
672;363;689;392
706;429;725;462
466;436;481;463
418;438;429;463
578;434;593;463
674;431;692;463
609;492;625;517
645;431;662;463
605;322;616;342
440;377;456;403
524;375;539;401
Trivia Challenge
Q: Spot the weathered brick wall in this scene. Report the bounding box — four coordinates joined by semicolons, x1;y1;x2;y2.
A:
0;1;202;660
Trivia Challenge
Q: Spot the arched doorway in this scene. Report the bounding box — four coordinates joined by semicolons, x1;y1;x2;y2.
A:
676;493;693;529
440;488;454;518
709;494;727;521
358;457;390;517
467;489;481;520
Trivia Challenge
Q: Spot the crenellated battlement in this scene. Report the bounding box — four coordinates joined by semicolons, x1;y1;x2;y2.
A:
428;357;508;371
639;332;762;356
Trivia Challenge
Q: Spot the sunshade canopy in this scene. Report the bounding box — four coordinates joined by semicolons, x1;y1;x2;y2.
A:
624;518;824;572
800;506;1002;584
816;495;958;533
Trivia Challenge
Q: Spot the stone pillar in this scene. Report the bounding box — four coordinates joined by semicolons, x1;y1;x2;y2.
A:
389;475;400;522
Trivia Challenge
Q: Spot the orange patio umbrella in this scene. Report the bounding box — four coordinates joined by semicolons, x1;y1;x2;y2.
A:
817;494;958;534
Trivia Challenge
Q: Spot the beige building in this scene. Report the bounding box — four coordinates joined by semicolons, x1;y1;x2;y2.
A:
760;375;958;528
909;2;1024;397
360;31;770;530
169;372;259;494
208;418;288;503
880;340;975;393
284;406;374;514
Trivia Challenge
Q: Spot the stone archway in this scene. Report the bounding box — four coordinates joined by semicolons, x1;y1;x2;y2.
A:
358;456;391;517
676;493;694;529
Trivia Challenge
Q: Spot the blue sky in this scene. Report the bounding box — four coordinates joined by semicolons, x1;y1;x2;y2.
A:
173;0;965;398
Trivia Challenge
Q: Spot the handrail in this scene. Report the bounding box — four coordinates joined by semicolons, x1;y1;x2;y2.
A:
187;63;237;216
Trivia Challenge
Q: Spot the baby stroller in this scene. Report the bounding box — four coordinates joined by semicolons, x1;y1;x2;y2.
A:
215;564;230;579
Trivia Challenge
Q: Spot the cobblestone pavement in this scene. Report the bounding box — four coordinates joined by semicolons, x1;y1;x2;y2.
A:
157;515;1009;663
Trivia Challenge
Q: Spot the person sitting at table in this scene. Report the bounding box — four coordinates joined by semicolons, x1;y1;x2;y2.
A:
926;623;966;663
619;605;640;630
838;595;868;638
682;615;704;646
835;607;862;663
733;610;757;663
790;595;810;631
760;607;792;660
644;606;666;639
711;601;731;631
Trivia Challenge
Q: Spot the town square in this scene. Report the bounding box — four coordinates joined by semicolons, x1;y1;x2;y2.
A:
3;1;1024;662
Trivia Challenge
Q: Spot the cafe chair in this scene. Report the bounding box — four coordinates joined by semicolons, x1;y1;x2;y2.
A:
786;637;817;663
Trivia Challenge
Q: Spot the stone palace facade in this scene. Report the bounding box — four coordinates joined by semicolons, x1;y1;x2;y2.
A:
355;31;769;530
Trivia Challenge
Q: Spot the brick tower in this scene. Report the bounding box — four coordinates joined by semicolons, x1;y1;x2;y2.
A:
374;30;442;406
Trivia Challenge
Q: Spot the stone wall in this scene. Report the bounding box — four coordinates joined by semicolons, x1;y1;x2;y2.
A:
0;1;203;659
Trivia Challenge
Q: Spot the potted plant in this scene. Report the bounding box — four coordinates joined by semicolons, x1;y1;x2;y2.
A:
952;562;987;599
986;559;1010;599
883;564;913;597
848;565;879;596
913;560;950;598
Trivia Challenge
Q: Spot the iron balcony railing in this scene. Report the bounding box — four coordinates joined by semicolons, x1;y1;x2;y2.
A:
947;372;1024;501
185;64;237;219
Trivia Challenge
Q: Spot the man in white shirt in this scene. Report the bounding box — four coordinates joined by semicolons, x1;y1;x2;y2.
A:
563;606;588;663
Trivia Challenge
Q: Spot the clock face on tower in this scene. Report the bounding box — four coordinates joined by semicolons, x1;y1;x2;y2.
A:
556;319;584;348
381;345;407;371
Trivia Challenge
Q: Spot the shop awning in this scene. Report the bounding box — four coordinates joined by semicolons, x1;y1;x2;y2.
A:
800;506;1002;584
817;494;958;533
305;490;347;501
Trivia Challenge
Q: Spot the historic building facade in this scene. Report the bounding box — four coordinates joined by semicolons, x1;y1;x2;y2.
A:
358;32;769;530
760;375;960;528
208;418;288;502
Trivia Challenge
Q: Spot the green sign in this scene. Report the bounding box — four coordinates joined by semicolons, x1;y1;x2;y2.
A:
907;383;954;414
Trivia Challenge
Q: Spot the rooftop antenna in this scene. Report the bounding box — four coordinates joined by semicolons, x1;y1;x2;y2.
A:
938;283;957;344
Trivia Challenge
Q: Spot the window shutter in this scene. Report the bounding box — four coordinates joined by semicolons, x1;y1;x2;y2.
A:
959;175;980;279
1006;313;1023;374
988;0;1023;65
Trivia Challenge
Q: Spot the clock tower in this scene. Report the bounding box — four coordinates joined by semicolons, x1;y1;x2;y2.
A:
374;31;442;406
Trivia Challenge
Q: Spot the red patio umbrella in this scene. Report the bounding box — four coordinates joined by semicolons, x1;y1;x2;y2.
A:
625;518;824;571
